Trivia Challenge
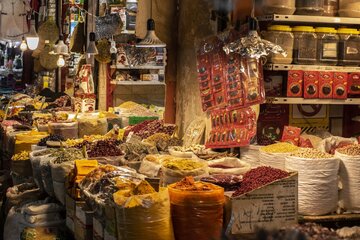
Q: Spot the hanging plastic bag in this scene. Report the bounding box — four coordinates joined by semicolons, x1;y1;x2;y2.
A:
95;9;123;40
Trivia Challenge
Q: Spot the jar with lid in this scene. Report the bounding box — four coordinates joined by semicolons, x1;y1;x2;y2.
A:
296;0;325;15
316;27;339;66
324;0;339;16
293;26;317;65
339;0;360;17
260;0;296;15
338;28;360;66
263;25;294;64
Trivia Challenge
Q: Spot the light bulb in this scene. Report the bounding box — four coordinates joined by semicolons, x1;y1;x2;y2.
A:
20;37;28;51
26;17;39;50
57;55;65;68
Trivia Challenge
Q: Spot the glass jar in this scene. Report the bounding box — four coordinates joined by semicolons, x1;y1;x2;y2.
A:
296;0;325;15
338;28;360;66
263;25;294;64
316;27;339;66
293;26;317;65
339;0;360;17
260;0;296;15
324;0;339;16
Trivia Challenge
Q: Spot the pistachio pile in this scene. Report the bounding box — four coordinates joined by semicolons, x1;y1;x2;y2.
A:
337;144;360;156
290;148;333;159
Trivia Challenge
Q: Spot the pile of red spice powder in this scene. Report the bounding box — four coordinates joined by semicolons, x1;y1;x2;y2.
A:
232;166;290;197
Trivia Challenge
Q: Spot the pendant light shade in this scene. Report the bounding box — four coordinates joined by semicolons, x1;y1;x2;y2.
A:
56;36;69;55
86;32;98;55
26;18;39;50
137;19;166;47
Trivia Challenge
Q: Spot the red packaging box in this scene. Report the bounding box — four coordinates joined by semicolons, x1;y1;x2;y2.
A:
287;70;303;97
319;72;333;99
281;126;301;146
333;72;348;99
348;73;360;95
303;71;319;99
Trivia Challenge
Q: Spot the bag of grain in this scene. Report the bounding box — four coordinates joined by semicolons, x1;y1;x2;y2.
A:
260;142;299;170
335;144;360;211
285;148;340;215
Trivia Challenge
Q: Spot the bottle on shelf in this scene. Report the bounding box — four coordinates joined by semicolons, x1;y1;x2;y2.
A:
263;25;294;64
338;28;360;66
293;26;318;65
316;27;339;66
295;0;325;16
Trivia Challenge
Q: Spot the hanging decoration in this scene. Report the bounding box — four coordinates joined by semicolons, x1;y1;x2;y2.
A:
70;21;86;53
95;9;123;40
38;16;60;44
95;39;112;63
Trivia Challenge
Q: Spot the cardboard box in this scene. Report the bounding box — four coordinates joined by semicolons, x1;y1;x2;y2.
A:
348;73;360;95
287;70;303;97
225;173;298;236
76;203;94;226
333;72;348;99
304;71;319;98
319;72;333;99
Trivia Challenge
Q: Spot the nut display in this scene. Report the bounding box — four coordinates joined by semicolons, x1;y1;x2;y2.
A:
290;148;334;159
337;144;360;156
260;142;299;153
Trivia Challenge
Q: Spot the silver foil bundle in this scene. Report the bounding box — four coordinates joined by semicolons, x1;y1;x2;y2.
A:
223;30;287;59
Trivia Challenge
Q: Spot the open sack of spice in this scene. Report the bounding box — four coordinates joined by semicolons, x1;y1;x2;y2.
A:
77;163;174;240
207;157;251;175
160;158;209;186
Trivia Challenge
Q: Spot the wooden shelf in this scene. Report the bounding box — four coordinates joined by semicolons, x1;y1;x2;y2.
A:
265;97;360;105
110;65;166;70
264;64;360;73
110;80;165;86
258;14;360;26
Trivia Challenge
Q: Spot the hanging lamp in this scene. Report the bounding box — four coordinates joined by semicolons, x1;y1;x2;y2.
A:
20;36;28;51
86;32;98;55
137;0;165;47
26;15;40;50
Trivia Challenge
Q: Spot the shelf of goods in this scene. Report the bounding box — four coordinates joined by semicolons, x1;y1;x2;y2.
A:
266;97;360;105
258;14;360;26
110;80;165;86
110;65;166;70
264;64;360;73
